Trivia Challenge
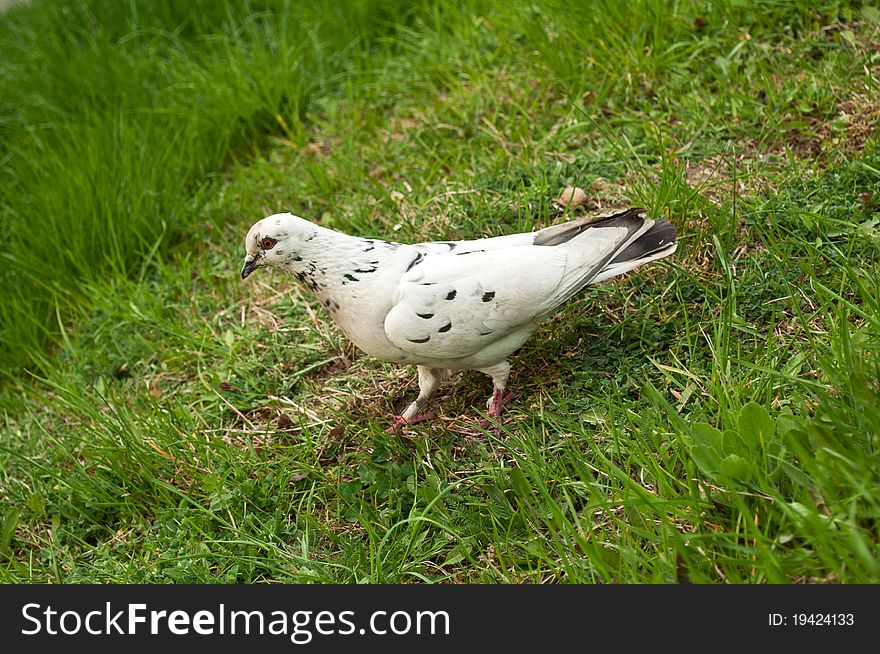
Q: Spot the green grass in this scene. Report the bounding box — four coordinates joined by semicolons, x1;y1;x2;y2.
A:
1;0;878;582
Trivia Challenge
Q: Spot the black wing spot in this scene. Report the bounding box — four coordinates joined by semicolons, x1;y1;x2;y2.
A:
445;290;457;300
479;330;493;336
343;274;359;283
417;312;434;319
456;249;484;256
438;322;452;333
354;267;377;274
482;291;495;302
405;252;425;272
407;336;430;344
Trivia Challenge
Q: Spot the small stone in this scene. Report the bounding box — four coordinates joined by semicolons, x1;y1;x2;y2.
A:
556;186;589;209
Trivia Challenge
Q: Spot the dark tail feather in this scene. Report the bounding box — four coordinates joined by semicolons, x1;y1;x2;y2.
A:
608;219;677;265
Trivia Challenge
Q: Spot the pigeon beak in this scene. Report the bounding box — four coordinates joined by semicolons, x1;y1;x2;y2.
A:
240;255;260;280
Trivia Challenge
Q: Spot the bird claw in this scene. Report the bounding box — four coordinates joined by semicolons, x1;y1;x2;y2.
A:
385;417;406;433
385;412;435;433
477;417;502;436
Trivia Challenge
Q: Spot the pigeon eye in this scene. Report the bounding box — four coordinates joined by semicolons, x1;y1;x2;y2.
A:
261;237;277;250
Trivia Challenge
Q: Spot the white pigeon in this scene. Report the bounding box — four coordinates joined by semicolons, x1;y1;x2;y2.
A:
241;208;676;431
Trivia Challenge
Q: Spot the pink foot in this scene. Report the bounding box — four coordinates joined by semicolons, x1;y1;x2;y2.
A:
478;390;515;430
386;412;436;433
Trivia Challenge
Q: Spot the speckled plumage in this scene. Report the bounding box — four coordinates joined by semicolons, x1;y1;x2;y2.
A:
241;208;677;429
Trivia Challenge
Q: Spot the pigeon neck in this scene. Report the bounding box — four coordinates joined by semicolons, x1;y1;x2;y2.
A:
278;225;388;311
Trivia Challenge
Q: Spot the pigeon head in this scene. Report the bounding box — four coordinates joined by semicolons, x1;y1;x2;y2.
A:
240;213;301;279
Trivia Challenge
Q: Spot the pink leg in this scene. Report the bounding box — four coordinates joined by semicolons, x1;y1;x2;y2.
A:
387;366;446;433
479;389;514;430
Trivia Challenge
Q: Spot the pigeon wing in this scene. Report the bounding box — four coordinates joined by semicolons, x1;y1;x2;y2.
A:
383;247;567;359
